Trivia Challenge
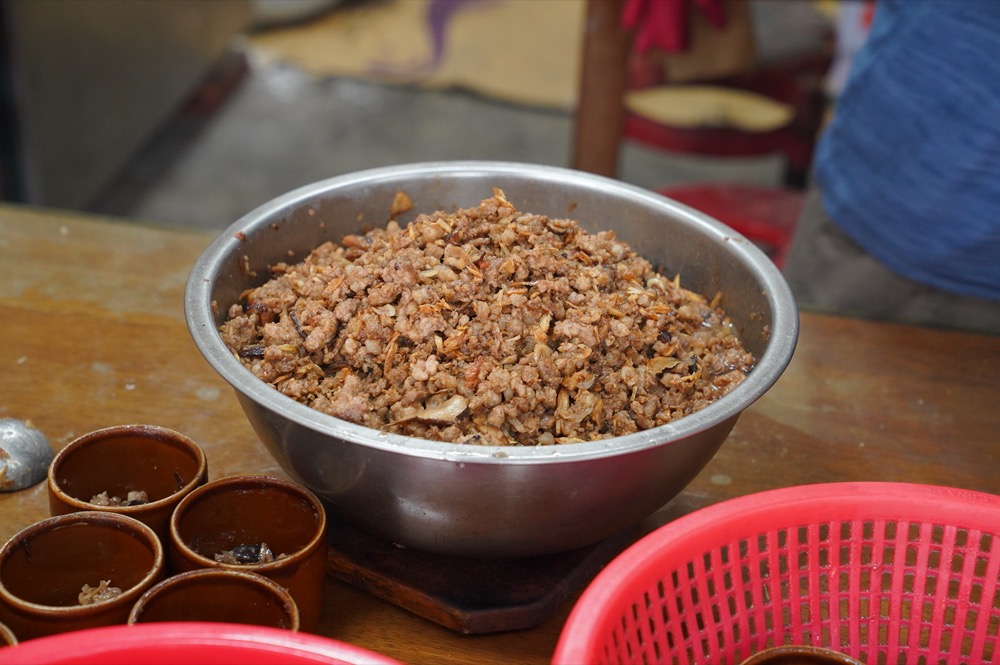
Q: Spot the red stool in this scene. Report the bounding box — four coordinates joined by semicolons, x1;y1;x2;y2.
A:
658;182;805;268
570;0;825;269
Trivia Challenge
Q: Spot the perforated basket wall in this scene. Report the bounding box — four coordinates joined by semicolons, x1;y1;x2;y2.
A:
553;483;1000;665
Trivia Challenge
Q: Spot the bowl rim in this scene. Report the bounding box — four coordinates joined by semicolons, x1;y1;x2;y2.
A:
184;161;798;464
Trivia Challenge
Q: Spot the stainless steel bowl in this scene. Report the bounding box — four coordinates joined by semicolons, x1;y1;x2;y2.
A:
185;162;798;558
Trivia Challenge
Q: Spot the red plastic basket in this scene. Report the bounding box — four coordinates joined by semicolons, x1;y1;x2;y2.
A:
0;622;403;665
553;483;1000;665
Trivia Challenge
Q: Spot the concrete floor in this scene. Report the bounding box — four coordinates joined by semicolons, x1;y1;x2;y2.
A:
90;0;826;233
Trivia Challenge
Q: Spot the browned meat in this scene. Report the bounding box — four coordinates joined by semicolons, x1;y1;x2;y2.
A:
220;190;754;446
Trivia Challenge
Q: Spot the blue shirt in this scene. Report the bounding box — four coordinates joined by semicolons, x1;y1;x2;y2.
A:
815;0;1000;301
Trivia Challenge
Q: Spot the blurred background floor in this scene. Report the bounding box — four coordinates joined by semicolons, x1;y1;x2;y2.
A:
91;60;788;232
66;0;833;232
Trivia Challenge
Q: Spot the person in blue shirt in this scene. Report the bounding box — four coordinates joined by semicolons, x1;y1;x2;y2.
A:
782;0;1000;336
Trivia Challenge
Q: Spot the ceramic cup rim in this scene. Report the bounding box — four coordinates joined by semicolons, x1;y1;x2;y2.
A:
739;645;864;665
169;474;327;570
0;620;17;646
47;424;209;514
0;511;164;615
127;568;301;630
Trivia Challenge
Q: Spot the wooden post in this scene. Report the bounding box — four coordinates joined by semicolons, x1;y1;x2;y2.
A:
571;0;630;178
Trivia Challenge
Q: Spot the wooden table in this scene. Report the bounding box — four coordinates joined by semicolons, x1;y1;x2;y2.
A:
2;204;999;664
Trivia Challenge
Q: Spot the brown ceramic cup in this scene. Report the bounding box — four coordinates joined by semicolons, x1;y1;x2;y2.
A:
0;621;16;646
169;475;328;632
128;568;299;631
47;424;209;542
0;511;164;641
740;645;864;665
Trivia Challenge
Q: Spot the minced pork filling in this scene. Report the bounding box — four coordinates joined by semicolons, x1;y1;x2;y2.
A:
220;190;755;446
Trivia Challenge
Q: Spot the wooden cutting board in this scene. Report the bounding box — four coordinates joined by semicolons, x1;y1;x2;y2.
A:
325;513;638;634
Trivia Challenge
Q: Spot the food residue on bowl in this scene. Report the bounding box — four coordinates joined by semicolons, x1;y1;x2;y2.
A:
89;490;149;507
214;542;286;565
78;580;123;605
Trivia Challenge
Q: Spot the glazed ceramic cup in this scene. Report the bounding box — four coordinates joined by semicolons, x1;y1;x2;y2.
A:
128;568;299;631
47;424;208;542
0;511;164;641
739;645;864;665
0;621;16;646
169;475;327;632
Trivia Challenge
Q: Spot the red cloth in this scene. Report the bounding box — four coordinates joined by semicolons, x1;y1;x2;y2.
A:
622;0;727;54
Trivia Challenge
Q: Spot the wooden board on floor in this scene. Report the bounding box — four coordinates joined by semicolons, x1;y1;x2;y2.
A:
326;512;638;634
